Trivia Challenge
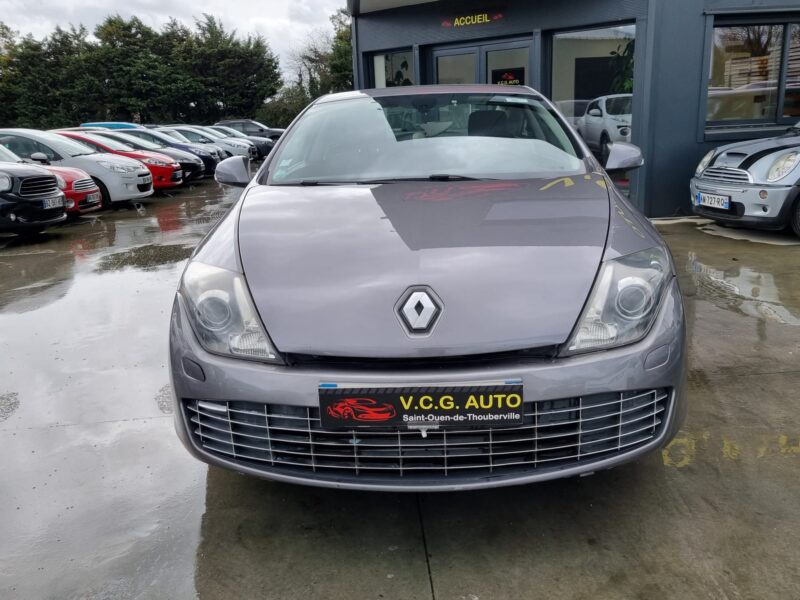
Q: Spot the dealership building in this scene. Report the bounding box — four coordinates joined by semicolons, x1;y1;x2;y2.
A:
347;0;800;217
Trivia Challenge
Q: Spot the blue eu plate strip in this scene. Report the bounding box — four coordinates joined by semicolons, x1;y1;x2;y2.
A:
319;383;338;389
505;378;523;385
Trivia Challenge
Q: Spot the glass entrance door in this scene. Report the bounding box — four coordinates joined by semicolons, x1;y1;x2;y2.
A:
432;40;531;86
434;48;478;84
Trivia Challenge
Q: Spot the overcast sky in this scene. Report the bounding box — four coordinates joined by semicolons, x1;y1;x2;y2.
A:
0;0;345;76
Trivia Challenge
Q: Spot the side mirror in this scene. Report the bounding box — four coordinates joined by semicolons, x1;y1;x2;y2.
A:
215;155;251;188
604;142;644;173
588;108;602;117
30;152;50;164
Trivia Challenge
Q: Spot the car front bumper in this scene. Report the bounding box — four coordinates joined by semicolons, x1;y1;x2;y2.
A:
690;177;798;229
107;170;154;202
0;191;67;231
170;278;686;492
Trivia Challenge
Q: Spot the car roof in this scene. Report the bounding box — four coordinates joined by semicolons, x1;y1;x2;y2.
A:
315;84;546;104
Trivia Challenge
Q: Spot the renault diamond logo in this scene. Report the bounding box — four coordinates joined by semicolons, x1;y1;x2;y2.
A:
396;287;442;335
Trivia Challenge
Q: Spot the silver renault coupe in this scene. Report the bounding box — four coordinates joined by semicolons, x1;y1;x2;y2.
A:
169;85;686;491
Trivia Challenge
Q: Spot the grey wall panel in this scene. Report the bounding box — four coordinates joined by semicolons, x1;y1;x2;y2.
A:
355;0;647;53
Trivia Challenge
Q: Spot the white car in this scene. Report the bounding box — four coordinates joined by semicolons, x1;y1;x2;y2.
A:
0;129;153;207
163;126;255;160
575;94;632;160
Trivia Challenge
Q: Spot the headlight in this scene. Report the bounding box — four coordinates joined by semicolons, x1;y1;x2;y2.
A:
766;151;799;182
0;173;11;192
695;150;714;176
565;247;672;354
142;158;169;167
55;174;67;190
98;160;137;174
181;262;281;363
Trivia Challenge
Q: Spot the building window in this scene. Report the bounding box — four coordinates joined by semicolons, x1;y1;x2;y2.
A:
706;21;800;124
373;50;414;88
550;25;635;160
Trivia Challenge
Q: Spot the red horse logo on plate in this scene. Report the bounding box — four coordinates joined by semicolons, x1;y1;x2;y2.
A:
327;398;397;422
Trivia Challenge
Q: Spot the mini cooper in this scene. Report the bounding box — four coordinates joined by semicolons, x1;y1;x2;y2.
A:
170;85;687;491
690;123;800;236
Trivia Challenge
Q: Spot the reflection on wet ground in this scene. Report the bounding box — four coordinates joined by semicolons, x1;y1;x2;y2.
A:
1;200;799;598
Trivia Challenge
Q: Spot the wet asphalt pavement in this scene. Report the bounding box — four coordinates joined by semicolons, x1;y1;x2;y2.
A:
1;182;799;599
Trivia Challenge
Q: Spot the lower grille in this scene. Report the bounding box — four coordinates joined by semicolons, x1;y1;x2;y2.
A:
72;178;97;192
184;389;670;484
19;175;58;197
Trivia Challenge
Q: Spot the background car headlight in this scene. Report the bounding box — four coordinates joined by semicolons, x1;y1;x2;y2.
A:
565;247;672;354
766;151;799;182
98;160;137;174
0;173;11;192
54;174;67;190
695;150;715;176
180;261;281;363
142;158;169;167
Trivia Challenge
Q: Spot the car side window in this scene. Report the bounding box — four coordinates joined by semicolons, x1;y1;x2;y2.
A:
0;135;56;160
181;130;203;143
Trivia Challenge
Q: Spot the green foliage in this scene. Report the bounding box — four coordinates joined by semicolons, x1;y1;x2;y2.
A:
0;14;283;127
256;8;353;128
610;39;635;94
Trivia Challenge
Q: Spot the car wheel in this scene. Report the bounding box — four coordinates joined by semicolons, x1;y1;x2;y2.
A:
92;178;112;209
600;134;611;165
790;197;800;238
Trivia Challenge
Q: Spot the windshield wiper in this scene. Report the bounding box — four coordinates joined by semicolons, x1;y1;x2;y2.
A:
357;174;496;184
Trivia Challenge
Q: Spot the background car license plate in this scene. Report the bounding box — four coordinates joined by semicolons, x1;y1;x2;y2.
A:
141;175;153;184
41;196;63;209
87;192;101;203
697;192;730;210
319;382;524;429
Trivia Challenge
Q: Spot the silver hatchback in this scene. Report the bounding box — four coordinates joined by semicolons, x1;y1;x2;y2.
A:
169;85;686;491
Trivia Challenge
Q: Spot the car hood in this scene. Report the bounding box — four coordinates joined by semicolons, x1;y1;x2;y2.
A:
237;176;612;358
711;131;800;168
82;153;146;169
0;161;52;178
133;150;177;164
43;165;91;181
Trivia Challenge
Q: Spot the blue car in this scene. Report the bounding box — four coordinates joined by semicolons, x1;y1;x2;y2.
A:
120;128;221;176
79;121;141;130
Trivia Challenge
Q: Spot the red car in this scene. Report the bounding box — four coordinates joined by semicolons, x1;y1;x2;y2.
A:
46;165;102;215
326;398;397;423
56;131;183;190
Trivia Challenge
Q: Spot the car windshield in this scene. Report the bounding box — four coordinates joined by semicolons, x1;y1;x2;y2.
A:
108;133;164;150
81;133;134;151
606;96;632;116
161;129;192;143
214;126;246;138
40;132;96;157
0;144;22;162
269;92;583;185
194;127;223;140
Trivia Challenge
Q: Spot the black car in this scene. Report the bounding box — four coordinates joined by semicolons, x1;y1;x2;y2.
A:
121;129;220;176
0;162;66;234
214;119;284;141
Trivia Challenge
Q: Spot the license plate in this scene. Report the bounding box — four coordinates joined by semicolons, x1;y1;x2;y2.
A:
319;382;524;429
697;192;730;210
141;175;153;184
87;192;101;204
41;196;63;209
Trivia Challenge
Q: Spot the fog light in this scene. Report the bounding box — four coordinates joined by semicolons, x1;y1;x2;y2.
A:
759;190;768;199
66;199;75;209
9;212;16;221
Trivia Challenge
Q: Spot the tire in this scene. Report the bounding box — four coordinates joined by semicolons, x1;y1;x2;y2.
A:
92;177;112;209
790;198;800;238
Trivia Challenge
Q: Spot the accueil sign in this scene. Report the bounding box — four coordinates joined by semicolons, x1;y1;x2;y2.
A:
441;12;504;28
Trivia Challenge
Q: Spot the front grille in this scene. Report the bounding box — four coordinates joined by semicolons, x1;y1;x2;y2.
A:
184;388;670;484
19;175;58;198
700;166;752;184
72;178;96;192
